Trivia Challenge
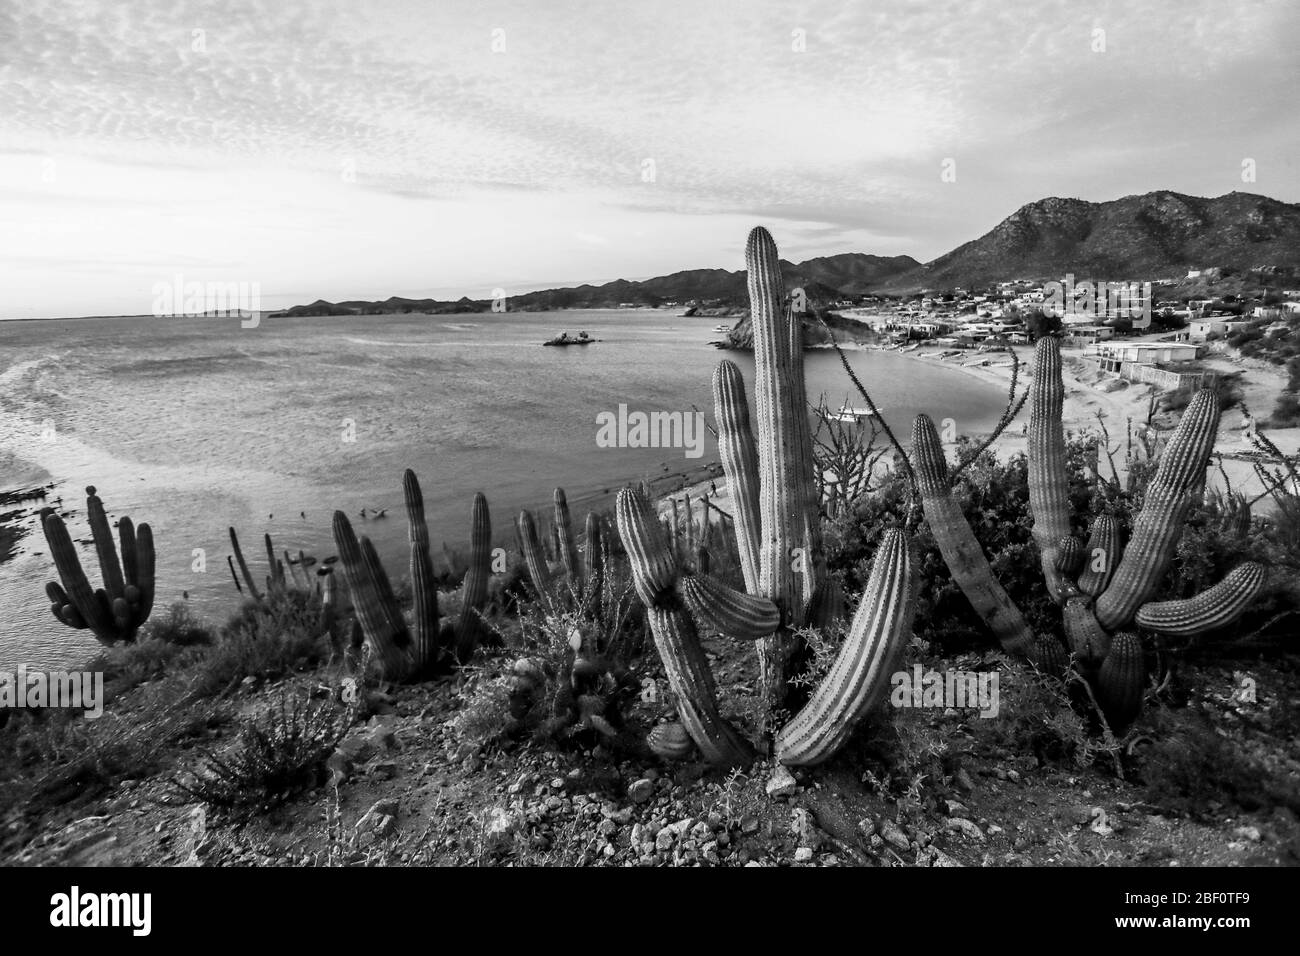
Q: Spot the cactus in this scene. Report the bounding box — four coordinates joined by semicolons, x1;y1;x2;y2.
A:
553;488;581;587
912;414;1034;655
331;469;492;681
229;527;262;600
921;335;1266;731
647;721;694;761
614;226;917;767
456;492;492;661
516;509;553;598
42;486;155;645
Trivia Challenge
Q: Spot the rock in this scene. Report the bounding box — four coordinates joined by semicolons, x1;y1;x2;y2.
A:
794;847;814;863
483;807;522;850
609;807;634;826
954;768;976;793
690;821;713;842
945;817;985;842
369;760;398;780
918;845;963;867
655;828;675;852
1006;769;1021;783
371;798;399;818
1234;825;1262;842
790;808;822;851
326;750;352;785
702;841;721;865
740;816;760;835
628;779;655;804
373;814;397;837
766;765;798;799
878;819;911;851
944;799;969;818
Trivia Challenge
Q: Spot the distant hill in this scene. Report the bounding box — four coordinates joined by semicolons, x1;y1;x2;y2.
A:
273;190;1300;316
880;191;1300;292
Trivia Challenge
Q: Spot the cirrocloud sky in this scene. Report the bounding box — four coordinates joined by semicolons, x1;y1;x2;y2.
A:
1;0;1297;318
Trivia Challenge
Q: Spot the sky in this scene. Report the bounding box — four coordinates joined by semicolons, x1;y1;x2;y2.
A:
1;0;1297;319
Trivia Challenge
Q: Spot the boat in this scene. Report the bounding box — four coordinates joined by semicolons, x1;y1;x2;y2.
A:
542;331;598;347
712;324;732;333
830;403;881;423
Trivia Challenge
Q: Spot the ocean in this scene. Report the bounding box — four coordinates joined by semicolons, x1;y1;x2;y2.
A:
0;309;1008;670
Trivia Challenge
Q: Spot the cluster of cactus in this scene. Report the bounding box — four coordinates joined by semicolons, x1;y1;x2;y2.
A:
227;528;328;600
41;486;156;645
663;491;718;573
329;469;493;681
515;487;614;604
614;227;917;768
910;336;1265;729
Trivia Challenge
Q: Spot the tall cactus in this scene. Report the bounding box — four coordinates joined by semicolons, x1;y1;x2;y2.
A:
42;486;156;646
332;469;492;681
615;226;916;767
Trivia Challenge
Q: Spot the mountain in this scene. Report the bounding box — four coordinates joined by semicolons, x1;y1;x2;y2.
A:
880;191;1300;292
273;191;1300;316
272;253;921;316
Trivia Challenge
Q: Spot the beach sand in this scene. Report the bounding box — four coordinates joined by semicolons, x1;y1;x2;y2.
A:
661;341;1300;524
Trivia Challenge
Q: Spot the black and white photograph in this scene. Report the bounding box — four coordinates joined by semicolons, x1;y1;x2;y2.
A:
0;0;1296;916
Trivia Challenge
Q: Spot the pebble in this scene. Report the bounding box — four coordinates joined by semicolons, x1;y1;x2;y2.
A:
628;779;655;804
878;819;911;851
766;765;798;799
945;817;985;842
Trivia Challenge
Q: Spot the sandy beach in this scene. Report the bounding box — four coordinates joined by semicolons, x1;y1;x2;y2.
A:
663;340;1300;527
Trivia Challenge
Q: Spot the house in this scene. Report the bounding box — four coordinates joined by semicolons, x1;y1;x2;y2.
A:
1189;318;1249;342
1092;342;1201;364
1283;302;1300;315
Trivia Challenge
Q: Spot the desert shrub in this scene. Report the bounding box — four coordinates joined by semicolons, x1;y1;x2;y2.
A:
190;590;337;698
142;601;216;646
826;432;1296;655
1269;392;1300;428
173;691;356;815
1138;706;1300;819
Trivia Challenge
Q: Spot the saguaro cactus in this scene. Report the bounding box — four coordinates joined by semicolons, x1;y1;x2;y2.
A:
42;486;156;646
615;226;916;767
332;469;493;681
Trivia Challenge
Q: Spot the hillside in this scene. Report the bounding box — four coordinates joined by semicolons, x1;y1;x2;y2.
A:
882;191;1300;292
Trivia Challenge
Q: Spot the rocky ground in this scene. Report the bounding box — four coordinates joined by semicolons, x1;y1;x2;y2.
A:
4;636;1298;868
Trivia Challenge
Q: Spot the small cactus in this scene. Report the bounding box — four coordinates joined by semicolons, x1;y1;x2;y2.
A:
647;721;695;761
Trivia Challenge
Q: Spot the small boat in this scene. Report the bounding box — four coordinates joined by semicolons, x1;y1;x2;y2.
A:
712;324;732;333
542;330;598;347
830;403;881;423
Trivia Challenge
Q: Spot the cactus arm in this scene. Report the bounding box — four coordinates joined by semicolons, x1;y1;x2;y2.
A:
616;487;753;766
1027;337;1072;603
1054;535;1086;576
1095;389;1220;630
913;414;1035;655
712;360;762;593
1076;515;1120;597
456;491;491;661
229;527;263;601
227;556;242;593
676;570;780;639
1134;562;1266;637
1096;632;1145;730
332;510;413;681
85;486;126;603
582;511;603;594
775;528;915;767
403;469;441;670
517;510;553;598
553;488;581;586
265;533;286;591
748;226;806;625
134;523;155;626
